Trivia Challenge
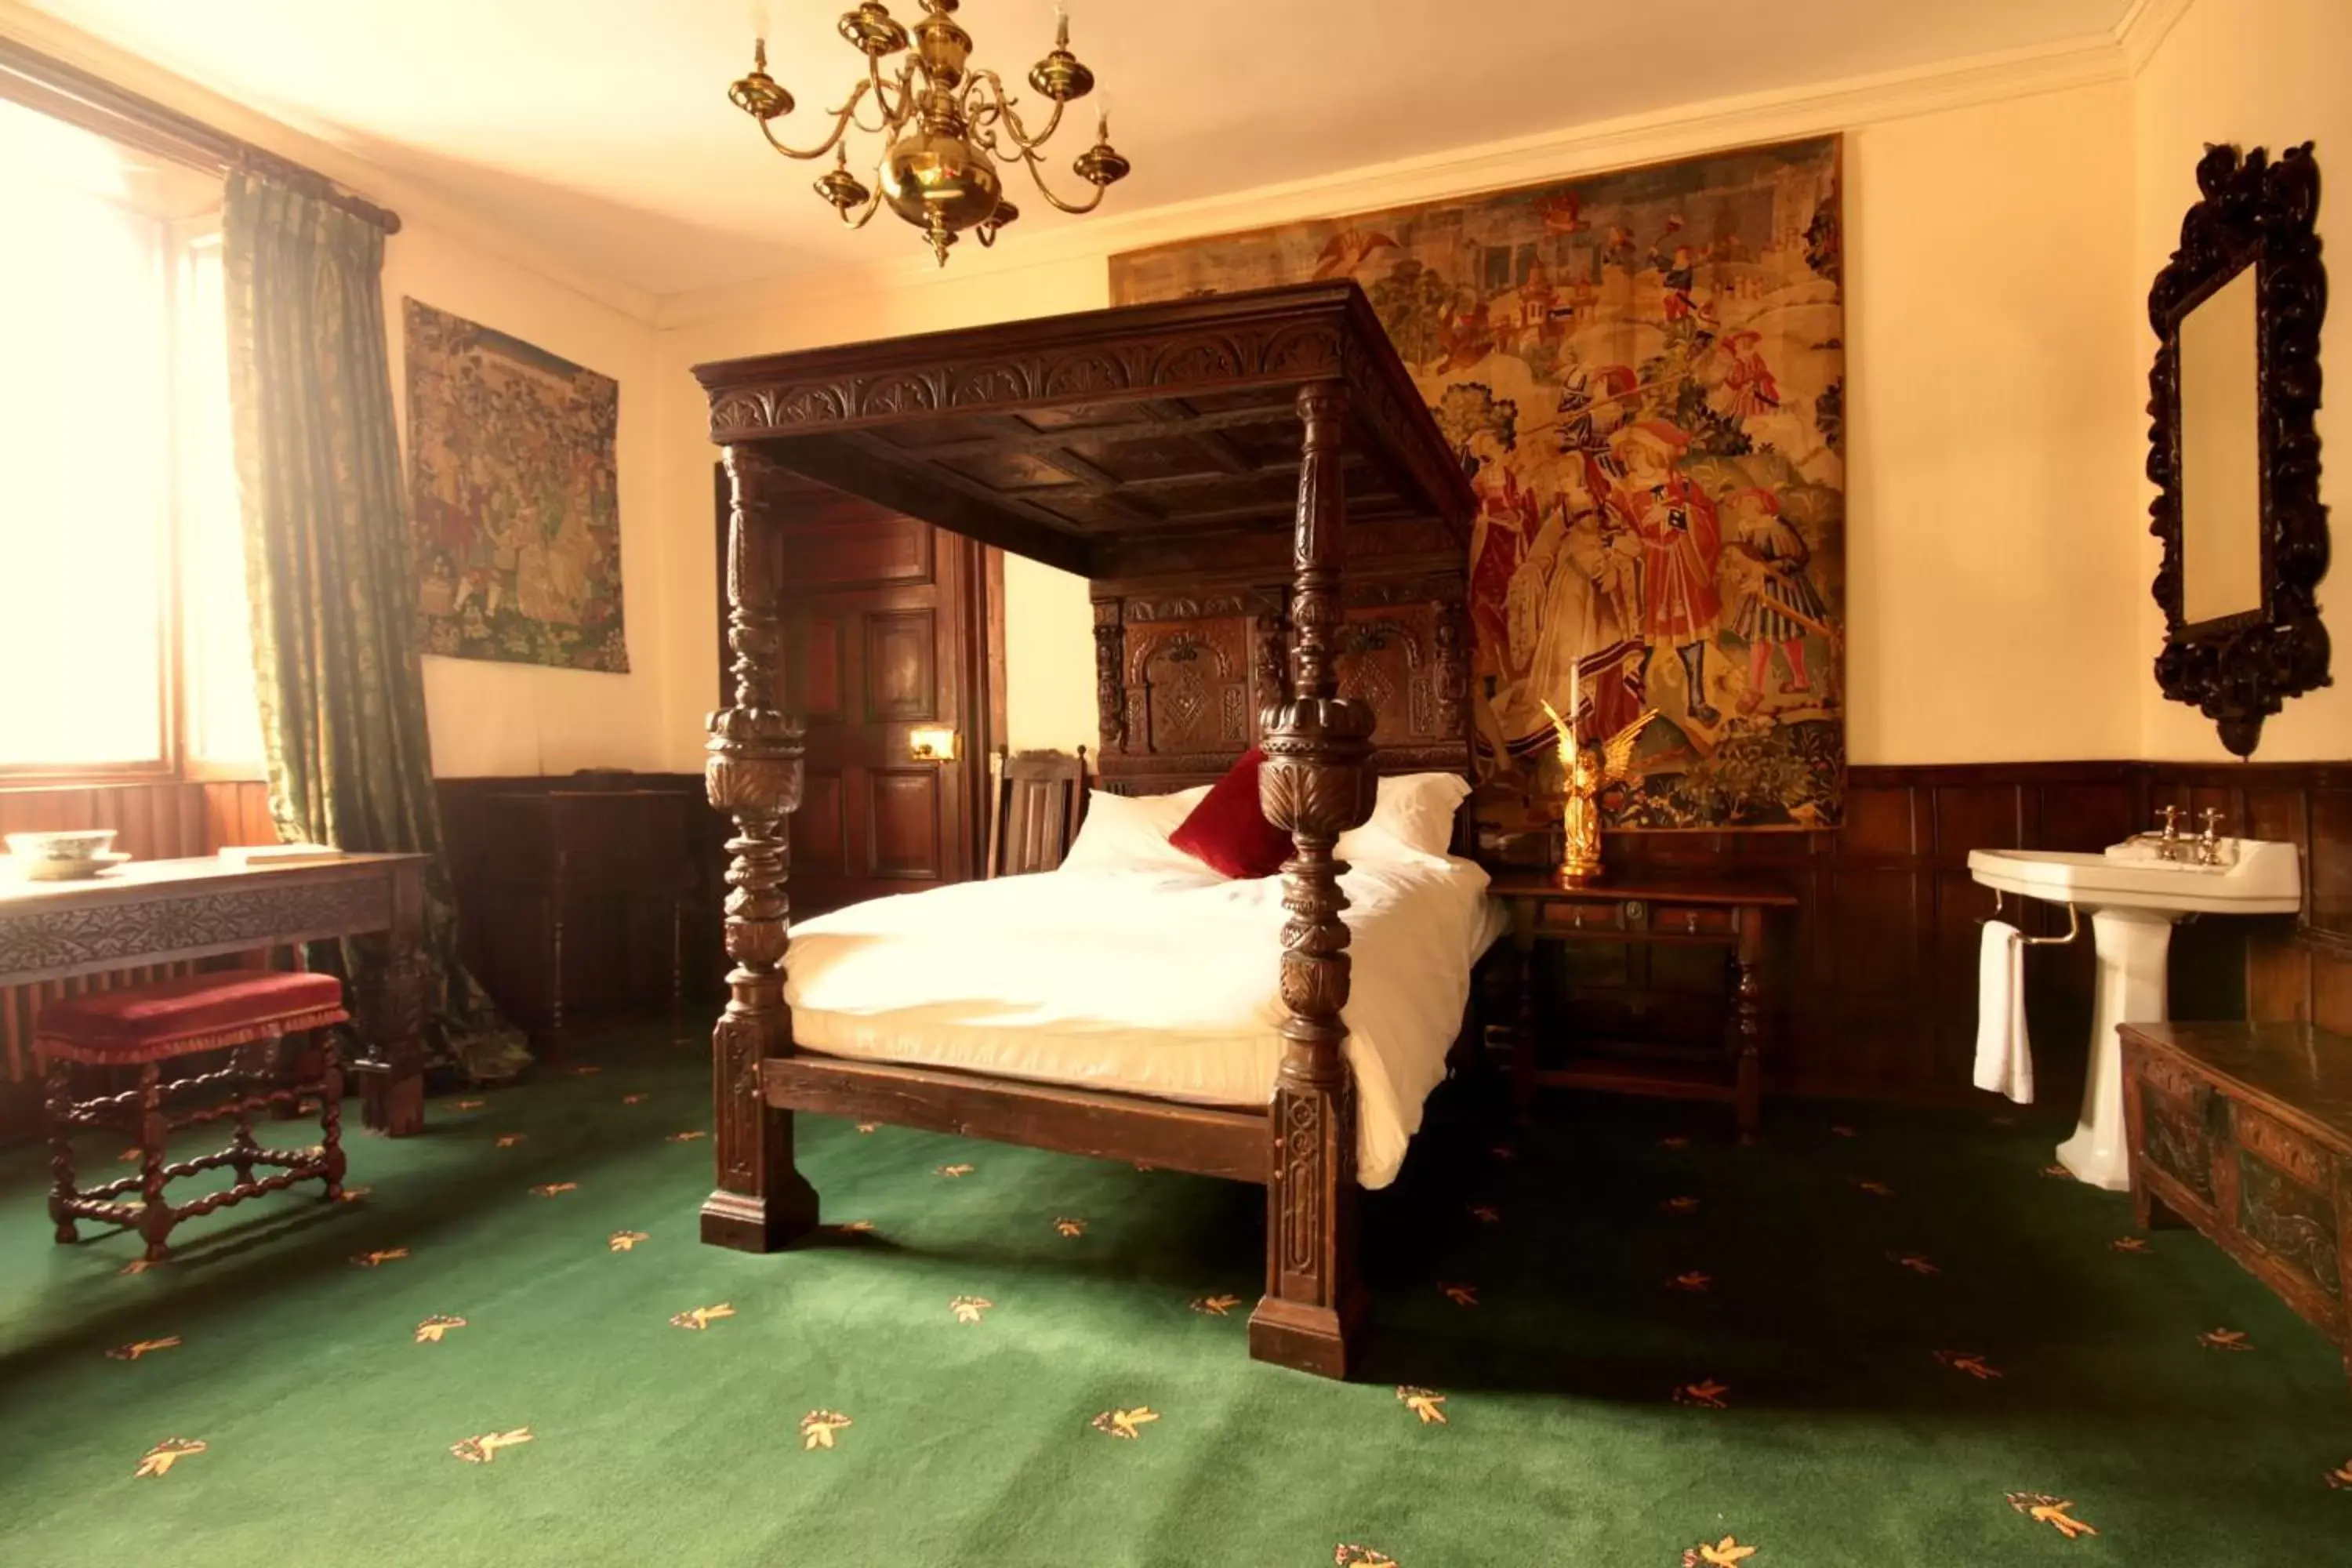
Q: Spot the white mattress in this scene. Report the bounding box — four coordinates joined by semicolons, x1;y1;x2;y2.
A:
785;853;1504;1187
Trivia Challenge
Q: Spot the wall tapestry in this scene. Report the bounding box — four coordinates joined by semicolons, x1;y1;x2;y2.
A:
1109;136;1845;829
404;298;626;673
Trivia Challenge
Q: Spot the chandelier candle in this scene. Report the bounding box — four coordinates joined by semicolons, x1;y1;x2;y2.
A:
728;0;1131;265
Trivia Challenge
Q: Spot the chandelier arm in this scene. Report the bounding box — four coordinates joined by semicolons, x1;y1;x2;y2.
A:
1011;143;1110;216
836;180;886;230
973;72;1064;153
756;81;873;161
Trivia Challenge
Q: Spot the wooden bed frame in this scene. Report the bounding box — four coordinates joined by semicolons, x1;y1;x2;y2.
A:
690;281;1475;1377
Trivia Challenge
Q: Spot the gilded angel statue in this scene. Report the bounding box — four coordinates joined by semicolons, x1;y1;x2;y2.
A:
1539;698;1657;884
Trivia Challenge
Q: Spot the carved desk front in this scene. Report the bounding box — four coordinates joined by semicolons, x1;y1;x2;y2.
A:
0;854;433;1135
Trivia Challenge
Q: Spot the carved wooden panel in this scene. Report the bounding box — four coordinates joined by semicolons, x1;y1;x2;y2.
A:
0;879;390;978
864;610;939;724
868;768;943;880
2139;1080;2216;1202
1124;615;1254;759
2236;1150;2341;1301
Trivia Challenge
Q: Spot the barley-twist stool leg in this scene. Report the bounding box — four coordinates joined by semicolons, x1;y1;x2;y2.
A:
136;1062;173;1264
317;1032;347;1200
45;1054;78;1244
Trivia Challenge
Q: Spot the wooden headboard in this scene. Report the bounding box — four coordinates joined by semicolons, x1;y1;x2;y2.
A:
1088;517;1471;797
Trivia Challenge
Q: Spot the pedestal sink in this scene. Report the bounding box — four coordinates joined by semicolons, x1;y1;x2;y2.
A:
1965;840;2301;1189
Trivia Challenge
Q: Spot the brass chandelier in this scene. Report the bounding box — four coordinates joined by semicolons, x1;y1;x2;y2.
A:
728;1;1131;266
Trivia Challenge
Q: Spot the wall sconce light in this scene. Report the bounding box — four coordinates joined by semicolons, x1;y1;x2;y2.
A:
908;726;959;762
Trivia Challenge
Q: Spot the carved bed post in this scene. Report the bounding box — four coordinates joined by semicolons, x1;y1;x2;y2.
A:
1250;379;1377;1377
701;442;821;1252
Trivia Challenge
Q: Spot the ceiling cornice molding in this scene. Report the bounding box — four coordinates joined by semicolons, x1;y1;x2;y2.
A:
657;22;2136;331
0;1;661;324
2114;0;2196;76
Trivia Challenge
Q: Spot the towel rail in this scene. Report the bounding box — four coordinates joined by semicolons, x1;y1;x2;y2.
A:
1983;890;2083;947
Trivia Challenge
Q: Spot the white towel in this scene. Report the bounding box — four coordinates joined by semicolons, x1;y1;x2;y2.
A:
1972;920;2033;1104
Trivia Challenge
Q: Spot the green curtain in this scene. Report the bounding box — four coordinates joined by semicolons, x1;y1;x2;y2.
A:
220;170;528;1084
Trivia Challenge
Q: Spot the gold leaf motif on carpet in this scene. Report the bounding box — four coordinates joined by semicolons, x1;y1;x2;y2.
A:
2111;1236;2149;1253
451;1427;534;1465
1190;1294;1242;1316
134;1437;205;1477
1887;1253;1940;1276
1396;1386;1448;1425
1661;1196;1701;1214
1657;1135;1690;1150
949;1295;992;1323
1091;1406;1160;1439
1438;1282;1479;1307
531;1182;579;1196
335;1186;372;1203
621;1094;646;1105
800;1410;852;1450
1054;1217;1086;1237
1334;1544;1398;1566
1671;1379;1730;1409
106;1337;181;1362
1934;1350;2002;1381
118;1258;162;1276
1682;1537;1759;1566
2007;1493;2096;1539
415;1316;466;1344
495;1134;527;1149
2325;1459;2352;1490
1667;1272;1713;1293
670;1303;734;1331
350;1248;409;1268
666;1131;707;1143
455;1099;485;1110
1856;1181;1895;1198
2198;1327;2252;1351
937;1163;975;1178
608;1230;650;1251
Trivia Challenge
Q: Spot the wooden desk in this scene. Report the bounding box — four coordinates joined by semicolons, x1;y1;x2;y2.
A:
463;788;699;1055
1488;871;1798;1138
2119;1021;2352;1386
0;854;433;1135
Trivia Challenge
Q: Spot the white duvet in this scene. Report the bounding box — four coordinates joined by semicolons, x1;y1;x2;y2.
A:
785;853;1501;1187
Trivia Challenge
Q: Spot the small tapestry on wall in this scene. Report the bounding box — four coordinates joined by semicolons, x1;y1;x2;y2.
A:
1109;136;1845;829
403;298;626;672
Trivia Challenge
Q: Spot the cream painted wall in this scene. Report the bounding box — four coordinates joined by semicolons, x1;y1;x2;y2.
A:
2133;0;2350;760
654;78;2147;768
0;3;680;781
386;230;670;776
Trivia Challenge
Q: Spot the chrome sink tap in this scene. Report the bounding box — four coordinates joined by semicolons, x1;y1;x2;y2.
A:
2195;808;2227;866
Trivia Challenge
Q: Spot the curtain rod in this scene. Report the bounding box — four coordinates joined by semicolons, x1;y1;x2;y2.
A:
0;34;401;234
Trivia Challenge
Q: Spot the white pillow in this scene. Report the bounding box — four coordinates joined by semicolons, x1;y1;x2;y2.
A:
1057;786;1211;874
1336;771;1471;862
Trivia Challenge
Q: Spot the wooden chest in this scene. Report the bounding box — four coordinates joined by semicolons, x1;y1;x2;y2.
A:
2118;1021;2352;1384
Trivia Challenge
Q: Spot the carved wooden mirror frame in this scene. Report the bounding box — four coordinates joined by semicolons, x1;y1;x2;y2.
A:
2147;142;2331;757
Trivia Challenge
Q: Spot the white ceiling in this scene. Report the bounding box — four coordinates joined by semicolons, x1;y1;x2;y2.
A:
24;0;2136;296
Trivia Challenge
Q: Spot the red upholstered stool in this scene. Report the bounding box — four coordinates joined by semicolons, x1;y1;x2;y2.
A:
39;969;351;1262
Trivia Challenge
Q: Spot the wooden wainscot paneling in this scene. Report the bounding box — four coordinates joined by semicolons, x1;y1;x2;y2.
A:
0;779;274;1140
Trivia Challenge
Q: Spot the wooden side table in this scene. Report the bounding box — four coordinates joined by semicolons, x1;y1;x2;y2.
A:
1488;871;1798;1139
2119;1021;2351;1387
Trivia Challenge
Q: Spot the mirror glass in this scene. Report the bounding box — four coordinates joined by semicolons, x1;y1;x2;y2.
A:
2176;265;2263;625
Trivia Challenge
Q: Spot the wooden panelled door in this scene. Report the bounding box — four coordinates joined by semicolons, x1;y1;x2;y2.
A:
716;466;993;917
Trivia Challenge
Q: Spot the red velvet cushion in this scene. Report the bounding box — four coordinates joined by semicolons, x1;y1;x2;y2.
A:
38;971;347;1062
1169;746;1294;880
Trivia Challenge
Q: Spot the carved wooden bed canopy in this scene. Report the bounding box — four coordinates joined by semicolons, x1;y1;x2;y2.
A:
692;281;1475;1377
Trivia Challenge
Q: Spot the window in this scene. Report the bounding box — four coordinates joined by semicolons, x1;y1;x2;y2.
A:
0;98;260;779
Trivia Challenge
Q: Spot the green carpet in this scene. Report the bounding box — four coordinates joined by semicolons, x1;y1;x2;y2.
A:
3;1027;2347;1567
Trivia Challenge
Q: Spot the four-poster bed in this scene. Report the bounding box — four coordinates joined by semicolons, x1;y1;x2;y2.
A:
691;281;1477;1377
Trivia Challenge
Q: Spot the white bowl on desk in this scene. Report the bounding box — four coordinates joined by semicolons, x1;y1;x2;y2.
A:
5;830;130;881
